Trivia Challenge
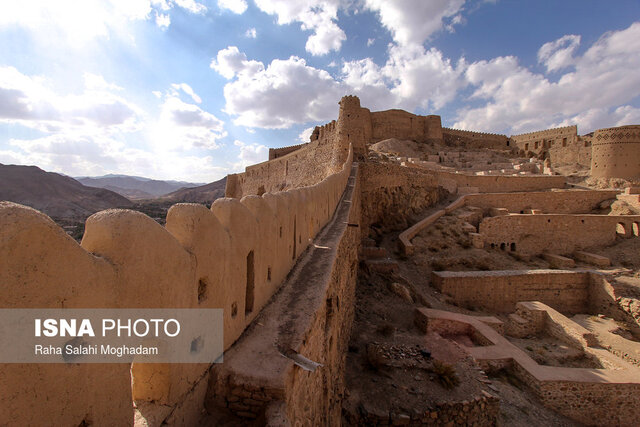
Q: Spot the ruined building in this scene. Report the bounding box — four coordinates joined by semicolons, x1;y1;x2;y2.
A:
2;95;640;426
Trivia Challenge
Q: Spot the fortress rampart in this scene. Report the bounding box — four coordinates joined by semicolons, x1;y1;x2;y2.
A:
268;143;309;160
590;125;640;179
442;127;509;149
0;146;353;425
511;125;578;153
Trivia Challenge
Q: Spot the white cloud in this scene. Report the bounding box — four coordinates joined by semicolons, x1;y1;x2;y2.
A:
171;83;202;103
219;52;344;128
210;46;264;79
155;11;171;29
218;0;247;14
154;94;226;150
0;67;226;181
298;126;314;142
0;0;206;44
213;44;466;129
455;23;640;134
365;0;466;45
245;27;257;38
538;34;581;73
0;66;141;131
232;139;268;170
367;38;375;47
254;0;346;55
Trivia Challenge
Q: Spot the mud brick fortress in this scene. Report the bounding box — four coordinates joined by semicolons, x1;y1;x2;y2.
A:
3;95;640;426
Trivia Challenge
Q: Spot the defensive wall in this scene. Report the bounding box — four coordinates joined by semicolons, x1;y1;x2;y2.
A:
206;162;360;424
510;125;578;154
0;145;354;425
479;214;640;255
441;127;509;149
590;125;640;179
268;142;309;160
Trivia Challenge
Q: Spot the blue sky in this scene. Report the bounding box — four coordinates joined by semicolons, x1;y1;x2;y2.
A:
0;0;639;182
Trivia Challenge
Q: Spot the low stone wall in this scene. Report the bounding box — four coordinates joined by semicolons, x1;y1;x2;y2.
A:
342;391;500;426
479;214;640;255
418;307;640;426
463;190;618;214
428;169;566;193
431;270;590;314
206;163;361;425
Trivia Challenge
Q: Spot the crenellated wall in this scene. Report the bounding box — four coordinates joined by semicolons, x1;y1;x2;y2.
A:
442;127;509;149
0;145;354;426
511;126;578;153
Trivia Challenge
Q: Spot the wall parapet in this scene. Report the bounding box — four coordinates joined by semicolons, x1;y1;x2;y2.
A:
1;144;354;425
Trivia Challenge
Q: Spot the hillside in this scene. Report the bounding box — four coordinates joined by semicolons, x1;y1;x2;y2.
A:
0;164;132;219
77;175;204;199
162;176;227;203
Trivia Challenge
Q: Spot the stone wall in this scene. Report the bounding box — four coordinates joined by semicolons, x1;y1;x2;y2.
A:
442;128;509;149
463;190;618;214
0;146;354;426
431;270;590;314
430;169;566;193
268;143;308;160
478;213;640;255
370;110;443;144
359;162;442;234
511;126;578;154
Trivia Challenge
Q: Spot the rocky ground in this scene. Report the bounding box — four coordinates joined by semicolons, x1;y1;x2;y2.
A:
343;189;640;425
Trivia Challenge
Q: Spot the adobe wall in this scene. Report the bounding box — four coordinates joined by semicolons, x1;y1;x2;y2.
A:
0;146;354;425
442;128;509;149
431;270;590;314
268;143;308;160
590;125;640;179
359;162;443;233
547;137;592;167
206;163;360;425
463;190;618;214
370;109;443;144
478;214;640;255
511;126;578;154
431;169;566;193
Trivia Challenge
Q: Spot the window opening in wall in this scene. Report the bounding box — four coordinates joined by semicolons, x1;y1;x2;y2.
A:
616;223;626;236
231;302;238;318
510;242;516;251
500;243;505;250
245;251;255;314
490;243;495;249
633;222;639;237
267;267;272;282
279;226;283;238
524;143;529;151
292;216;297;260
562;138;567;147
197;278;208;303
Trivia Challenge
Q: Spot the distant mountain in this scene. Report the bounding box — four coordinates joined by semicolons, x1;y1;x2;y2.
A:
162;176;227;204
0;164;132;219
76;175;205;199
